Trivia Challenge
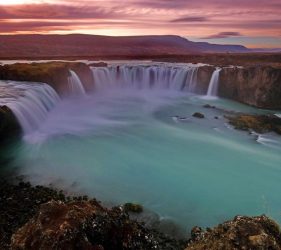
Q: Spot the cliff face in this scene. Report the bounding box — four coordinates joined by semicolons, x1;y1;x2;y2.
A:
196;66;215;94
0;62;281;110
0;62;94;95
219;66;281;109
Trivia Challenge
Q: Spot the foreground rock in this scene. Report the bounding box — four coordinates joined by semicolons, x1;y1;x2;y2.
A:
186;215;281;250
0;181;185;250
226;114;281;135
2;181;281;250
0;181;67;249
11;200;185;250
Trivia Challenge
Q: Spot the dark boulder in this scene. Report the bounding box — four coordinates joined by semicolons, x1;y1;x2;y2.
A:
192;112;205;119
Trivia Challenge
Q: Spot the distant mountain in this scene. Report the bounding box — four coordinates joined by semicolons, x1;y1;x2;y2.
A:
0;34;251;58
251;48;281;53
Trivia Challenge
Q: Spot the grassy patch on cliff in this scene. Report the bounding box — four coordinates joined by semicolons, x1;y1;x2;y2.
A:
226;114;281;135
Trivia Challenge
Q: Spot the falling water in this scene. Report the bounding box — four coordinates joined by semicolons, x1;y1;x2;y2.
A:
1;81;60;134
1;63;281;236
207;68;221;97
91;65;199;92
68;70;86;96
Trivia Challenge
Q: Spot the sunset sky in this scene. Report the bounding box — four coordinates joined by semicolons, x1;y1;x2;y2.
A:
0;0;280;48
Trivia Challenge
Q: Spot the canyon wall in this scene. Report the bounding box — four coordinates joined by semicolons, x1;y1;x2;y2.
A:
219;66;281;109
0;62;94;95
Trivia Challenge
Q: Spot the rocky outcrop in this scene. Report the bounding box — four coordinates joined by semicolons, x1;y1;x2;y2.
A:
3;181;281;250
11;200;102;250
0;105;21;144
226;114;281;135
219;66;281;109
0;62;94;95
190;65;281;110
3;182;185;250
186;215;281;250
11;200;185;250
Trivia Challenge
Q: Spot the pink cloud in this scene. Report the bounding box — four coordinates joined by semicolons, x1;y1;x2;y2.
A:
0;0;280;47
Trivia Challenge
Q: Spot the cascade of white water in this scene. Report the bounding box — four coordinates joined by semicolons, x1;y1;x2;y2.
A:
206;68;221;97
2;81;60;134
68;70;86;96
91;65;200;92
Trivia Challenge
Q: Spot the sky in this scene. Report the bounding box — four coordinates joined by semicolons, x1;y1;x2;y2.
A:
0;0;280;48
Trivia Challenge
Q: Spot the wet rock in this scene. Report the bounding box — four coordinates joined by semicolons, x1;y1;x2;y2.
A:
186;215;281;250
190;227;203;241
0;105;21;144
226;114;281;135
192;112;205;119
203;104;216;109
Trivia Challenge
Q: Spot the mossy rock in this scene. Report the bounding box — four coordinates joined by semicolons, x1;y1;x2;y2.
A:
226;114;281;135
123;203;143;213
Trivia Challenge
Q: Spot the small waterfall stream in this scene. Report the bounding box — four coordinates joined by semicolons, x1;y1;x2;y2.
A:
68;70;86;96
206;68;221;97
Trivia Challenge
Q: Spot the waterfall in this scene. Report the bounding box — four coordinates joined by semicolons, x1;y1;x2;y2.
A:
68;70;86;96
206;68;221;97
91;65;199;92
2;81;60;134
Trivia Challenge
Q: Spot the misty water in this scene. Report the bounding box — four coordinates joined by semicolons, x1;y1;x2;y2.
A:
2;63;281;235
